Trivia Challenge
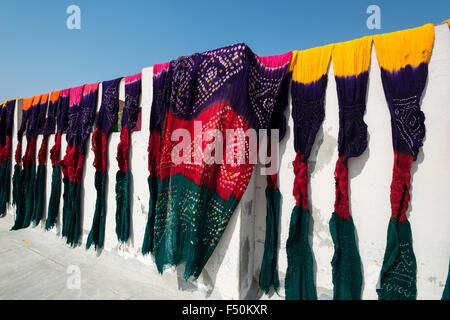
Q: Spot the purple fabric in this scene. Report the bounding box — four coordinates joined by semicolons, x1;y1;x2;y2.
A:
335;71;369;159
17;108;30;141
66;95;82;145
26;102;40;141
268;72;291;141
34;97;48;138
96;78;121;136
76;86;99;149
5;100;15;138
44;97;59;138
0;108;6;146
57;92;70;134
380;64;427;160
150;66;171;134
291;74;328;159
123;77;141;130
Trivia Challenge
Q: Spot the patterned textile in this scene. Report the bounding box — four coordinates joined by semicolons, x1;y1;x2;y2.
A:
285;44;334;300
115;73;142;243
143;44;291;281
87;78;122;250
329;36;372;300
373;23;435;300
0;99;16;215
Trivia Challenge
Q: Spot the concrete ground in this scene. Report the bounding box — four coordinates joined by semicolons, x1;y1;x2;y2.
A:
0;214;222;300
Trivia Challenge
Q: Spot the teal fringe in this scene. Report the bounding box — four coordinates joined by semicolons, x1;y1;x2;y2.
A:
259;187;281;294
11;164;26;230
115;170;130;243
86;171;107;250
62;180;81;247
45;165;62;230
31;164;46;226
329;212;362;300
285;205;317;300
22;164;36;228
442;260;450;300
0;160;11;215
377;218;417;300
142;176;157;255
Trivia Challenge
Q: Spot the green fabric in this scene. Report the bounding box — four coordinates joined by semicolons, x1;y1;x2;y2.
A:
62;180;81;247
259;187;281;294
285;205;317;300
22;164;36;228
142;176;157;255
0;160;11;215
329;212;362;300
442;260;450;300
31;164;46;226
86;171;107;250
115;170;130;243
45;165;62;230
11;164;26;230
377;218;417;300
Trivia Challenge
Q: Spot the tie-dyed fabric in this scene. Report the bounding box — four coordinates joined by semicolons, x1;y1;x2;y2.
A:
329;36;372;300
87;78;122;250
60;84;99;246
143;43;291;281
116;73;141;243
0;99;16;215
46;89;69;230
374;24;435;300
285;45;333;300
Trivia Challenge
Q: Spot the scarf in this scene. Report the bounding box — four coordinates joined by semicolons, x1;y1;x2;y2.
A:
60;84;99;246
285;44;334;300
0;99;16;216
143;44;291;281
373;23;435;300
86;78;122;250
46;89;70;230
115;73;142;244
328;36;372;300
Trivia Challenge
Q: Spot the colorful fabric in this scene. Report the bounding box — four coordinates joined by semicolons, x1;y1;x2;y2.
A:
374;23;434;300
60;84;99;246
0;99;16;215
116;73;141;243
329;36;372;300
87;78;122;250
285;45;334;300
46;89;69;230
143;44;292;281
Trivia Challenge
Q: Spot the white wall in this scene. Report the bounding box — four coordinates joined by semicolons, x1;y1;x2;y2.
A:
5;23;450;300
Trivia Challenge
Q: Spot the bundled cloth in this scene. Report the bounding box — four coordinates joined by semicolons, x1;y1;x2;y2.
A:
143;44;292;281
115;73;142;244
328;36;372;300
0;99;16;216
373;23;435;300
86;78;122;250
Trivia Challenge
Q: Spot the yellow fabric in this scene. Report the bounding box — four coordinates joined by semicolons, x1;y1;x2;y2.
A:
332;36;373;77
373;24;435;72
289;44;334;84
444;19;450;26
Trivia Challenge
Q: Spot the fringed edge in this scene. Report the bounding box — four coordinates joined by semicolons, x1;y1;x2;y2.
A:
11;163;25;230
62;180;81;247
142;176;157;255
115;169;130;243
31;164;46;226
0;160;11;216
22;164;36;229
45;165;62;230
86;171;107;250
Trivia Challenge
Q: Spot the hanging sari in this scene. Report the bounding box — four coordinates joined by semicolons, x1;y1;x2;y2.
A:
373;23;435;300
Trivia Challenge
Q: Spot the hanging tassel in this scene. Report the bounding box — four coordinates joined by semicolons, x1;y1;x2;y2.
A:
31;164;46;226
442;260;450;300
285;205;317;300
45;165;62;230
142;176;157;255
11;163;25;229
62;181;81;247
329;212;362;300
21;163;36;228
61;177;70;234
377;218;417;300
259;177;281;294
86;171;107;250
115;169;130;243
0;160;10;215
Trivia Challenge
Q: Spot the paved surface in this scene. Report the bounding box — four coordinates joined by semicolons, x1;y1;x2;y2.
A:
0;214;222;300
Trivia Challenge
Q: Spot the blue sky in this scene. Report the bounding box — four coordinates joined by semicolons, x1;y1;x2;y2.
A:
0;0;448;101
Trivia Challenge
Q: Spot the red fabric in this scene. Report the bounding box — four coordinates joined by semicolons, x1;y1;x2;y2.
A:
22;137;37;168
0;145;4;163
293;152;308;209
4;136;12;162
50;133;61;167
59;144;85;184
14;141;22;164
390;151;413;223
148;131;162;178
38;136;48;165
91;128;107;173
333;155;350;220
117;126;130;173
267;174;278;190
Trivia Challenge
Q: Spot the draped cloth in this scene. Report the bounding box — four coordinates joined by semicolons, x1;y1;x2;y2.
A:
87;78;122;250
59;84;99;246
143;43;291;281
328;37;372;300
373;24;435;300
46;89;69;230
285;45;333;300
0;99;16;216
115;73;141;244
